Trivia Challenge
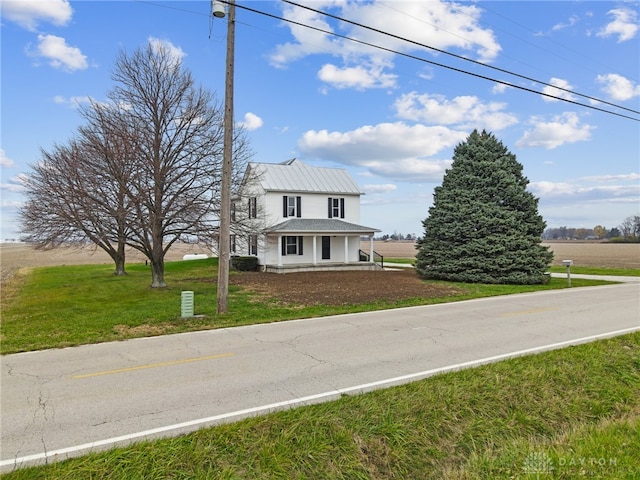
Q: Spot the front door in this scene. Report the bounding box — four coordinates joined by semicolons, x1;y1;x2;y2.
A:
321;236;331;260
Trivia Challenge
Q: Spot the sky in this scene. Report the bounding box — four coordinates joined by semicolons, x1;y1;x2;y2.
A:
1;0;639;241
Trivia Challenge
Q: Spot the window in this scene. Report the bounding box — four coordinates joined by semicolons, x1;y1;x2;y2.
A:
327;197;345;218
230;235;236;254
283;195;301;218
248;197;257;219
248;234;257;255
281;236;303;256
286;236;298;255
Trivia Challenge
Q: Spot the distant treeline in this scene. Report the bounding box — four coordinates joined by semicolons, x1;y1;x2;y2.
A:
376;215;640;243
543;215;640;242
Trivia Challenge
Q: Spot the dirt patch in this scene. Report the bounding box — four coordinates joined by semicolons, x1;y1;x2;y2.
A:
230;269;461;306
113;324;174;337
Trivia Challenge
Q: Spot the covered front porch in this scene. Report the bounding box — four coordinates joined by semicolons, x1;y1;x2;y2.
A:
261;219;381;273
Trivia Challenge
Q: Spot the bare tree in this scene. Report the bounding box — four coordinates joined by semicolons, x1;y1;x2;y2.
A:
619;215;640;240
107;42;251;287
20;137;132;275
20;40;252;286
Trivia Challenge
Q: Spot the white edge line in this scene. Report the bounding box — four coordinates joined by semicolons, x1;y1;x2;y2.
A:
2;326;639;469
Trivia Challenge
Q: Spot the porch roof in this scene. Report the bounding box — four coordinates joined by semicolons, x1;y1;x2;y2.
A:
265;218;380;235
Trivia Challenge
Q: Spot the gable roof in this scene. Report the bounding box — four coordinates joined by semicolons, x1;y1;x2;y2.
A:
250;159;362;195
266;218;380;234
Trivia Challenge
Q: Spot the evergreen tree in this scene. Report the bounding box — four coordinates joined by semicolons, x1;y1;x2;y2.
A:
416;130;553;284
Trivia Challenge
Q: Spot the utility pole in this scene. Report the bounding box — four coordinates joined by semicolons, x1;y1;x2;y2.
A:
215;0;235;314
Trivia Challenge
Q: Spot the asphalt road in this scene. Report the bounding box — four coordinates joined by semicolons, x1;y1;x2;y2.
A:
2;283;639;471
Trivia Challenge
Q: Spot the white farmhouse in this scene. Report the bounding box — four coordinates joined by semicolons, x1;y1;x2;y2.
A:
231;158;381;273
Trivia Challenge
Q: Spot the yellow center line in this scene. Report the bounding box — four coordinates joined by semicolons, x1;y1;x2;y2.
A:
500;307;559;317
72;352;235;379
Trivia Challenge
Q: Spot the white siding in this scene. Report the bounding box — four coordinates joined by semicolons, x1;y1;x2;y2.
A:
264;191;360;225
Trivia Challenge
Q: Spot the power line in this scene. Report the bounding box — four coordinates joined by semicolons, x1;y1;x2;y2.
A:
225;1;638;122
280;0;639;118
137;0;639;122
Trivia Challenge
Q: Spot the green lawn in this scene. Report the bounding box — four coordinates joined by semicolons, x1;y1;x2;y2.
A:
0;258;622;355
3;333;638;479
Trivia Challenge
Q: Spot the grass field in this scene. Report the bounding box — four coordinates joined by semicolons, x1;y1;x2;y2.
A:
0;258;618;355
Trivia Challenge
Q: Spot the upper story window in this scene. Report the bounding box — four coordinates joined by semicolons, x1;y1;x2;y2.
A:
283;195;302;218
248;197;257;219
328;197;345;218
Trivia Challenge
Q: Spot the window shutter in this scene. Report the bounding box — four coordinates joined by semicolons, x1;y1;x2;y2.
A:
296;196;302;218
249;197;257;218
340;198;345;218
281;237;287;256
283;196;288;217
298;236;303;255
328;198;333;218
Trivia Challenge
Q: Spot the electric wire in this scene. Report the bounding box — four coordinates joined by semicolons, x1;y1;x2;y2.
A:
281;0;639;117
225;1;639;122
136;0;639;121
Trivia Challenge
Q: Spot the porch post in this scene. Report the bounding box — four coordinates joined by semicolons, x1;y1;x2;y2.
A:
277;235;283;266
312;235;317;265
344;236;349;264
369;235;374;262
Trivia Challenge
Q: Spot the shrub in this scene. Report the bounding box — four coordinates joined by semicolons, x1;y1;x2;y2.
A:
231;256;259;271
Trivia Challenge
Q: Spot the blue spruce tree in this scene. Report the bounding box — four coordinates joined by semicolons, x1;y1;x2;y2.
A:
416;130;553;284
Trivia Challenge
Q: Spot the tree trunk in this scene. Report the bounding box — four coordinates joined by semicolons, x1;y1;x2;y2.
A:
150;257;166;288
149;237;166;288
113;255;127;276
111;241;127;276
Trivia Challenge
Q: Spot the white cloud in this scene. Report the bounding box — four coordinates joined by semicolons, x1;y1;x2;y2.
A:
579;173;640;182
346;1;501;63
597;8;639;42
531;180;639;204
552;14;579;32
31;34;88;71
239;112;264;131
269;1;501;90
492;83;509;94
542;77;576;103
516;113;594;149
0;0;72;31
1;174;28;193
298;122;465;181
363;158;452;182
0;149;15;168
394;92;518;131
148;37;186;62
596;74;640;101
362;184;397;194
53;95;92;108
318;63;396;90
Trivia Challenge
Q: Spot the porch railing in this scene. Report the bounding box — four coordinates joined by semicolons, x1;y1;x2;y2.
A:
359;249;383;269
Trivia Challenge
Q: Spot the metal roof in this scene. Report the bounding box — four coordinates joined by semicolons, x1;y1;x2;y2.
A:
250;159;362;194
265;218;380;234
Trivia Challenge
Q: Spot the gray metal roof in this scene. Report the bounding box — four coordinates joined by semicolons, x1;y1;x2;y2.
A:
250;159;362;194
265;218;380;234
